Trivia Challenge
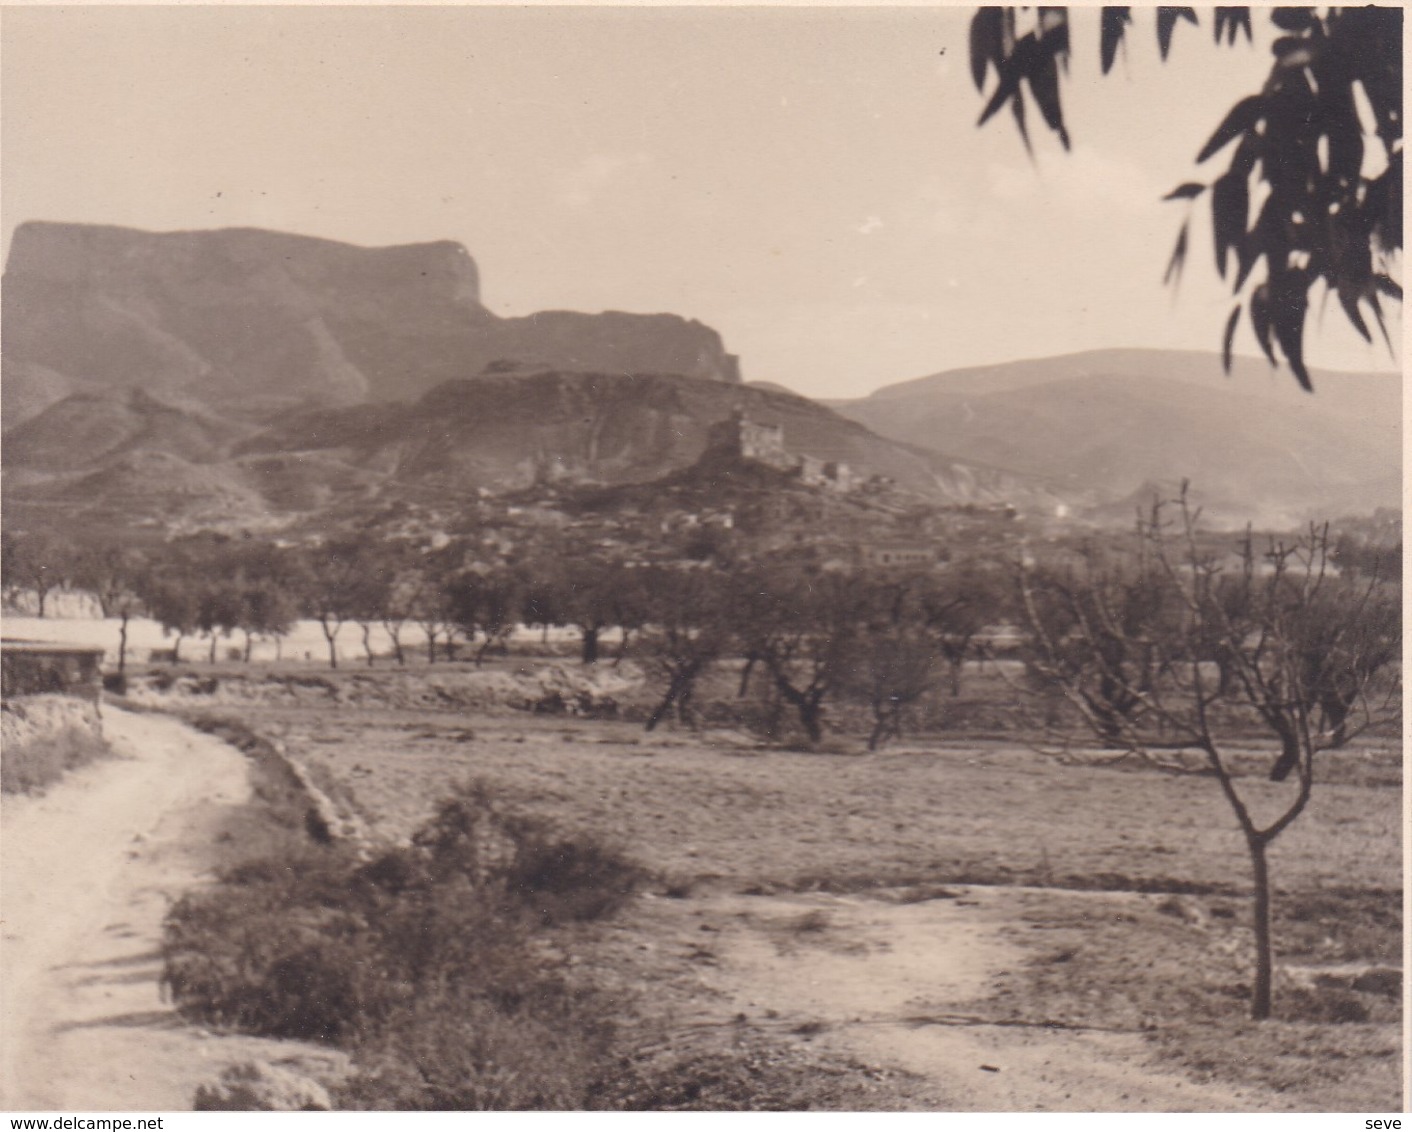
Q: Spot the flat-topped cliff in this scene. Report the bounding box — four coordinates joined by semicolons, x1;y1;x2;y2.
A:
2;221;740;426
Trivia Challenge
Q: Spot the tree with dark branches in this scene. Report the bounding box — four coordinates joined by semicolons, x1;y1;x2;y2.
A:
971;6;1402;390
446;566;522;667
1018;490;1401;1020
72;541;147;674
849;624;940;751
731;569;869;746
635;567;732;733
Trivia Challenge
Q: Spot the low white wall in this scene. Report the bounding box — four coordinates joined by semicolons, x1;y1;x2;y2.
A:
1;616;616;667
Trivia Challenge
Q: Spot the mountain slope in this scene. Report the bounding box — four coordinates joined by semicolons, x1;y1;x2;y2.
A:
236;367;1058;505
2;221;740;427
2;388;254;472
4;367;1067;532
834;348;1401;526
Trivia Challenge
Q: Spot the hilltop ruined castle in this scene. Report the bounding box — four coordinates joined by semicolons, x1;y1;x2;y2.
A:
704;410;855;493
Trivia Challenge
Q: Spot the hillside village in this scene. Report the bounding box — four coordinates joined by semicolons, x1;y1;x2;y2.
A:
0;215;1401;1117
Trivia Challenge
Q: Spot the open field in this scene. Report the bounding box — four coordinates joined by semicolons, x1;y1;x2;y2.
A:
119;652;1403;1112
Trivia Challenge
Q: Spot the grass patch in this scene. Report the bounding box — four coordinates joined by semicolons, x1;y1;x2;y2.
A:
1;699;113;794
184;713;328;852
1;725;111;793
595;1035;930;1111
975;886;1401;1110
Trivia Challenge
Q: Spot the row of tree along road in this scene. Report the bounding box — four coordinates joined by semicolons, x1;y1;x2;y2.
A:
3;494;1400;1021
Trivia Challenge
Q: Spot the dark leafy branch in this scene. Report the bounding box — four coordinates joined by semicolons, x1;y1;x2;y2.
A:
970;6;1403;391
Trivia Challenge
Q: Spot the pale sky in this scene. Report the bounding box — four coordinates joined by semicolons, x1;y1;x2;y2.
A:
1;4;1400;399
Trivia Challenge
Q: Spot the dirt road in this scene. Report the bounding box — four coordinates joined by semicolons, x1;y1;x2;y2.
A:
1;709;310;1110
654;888;1260;1111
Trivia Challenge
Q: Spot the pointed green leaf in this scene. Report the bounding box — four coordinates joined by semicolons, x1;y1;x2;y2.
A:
969;8;1003;92
1196;95;1264;163
1163;182;1206;201
1373;274;1403;301
1336;283;1373;344
1101;7;1132;74
1157;7;1198;60
1009;87;1032;155
1269;274;1312;391
1164;222;1190;287
1027;51;1070;150
977;38;1037;128
1210;172;1248;279
1367;291;1396;359
1222;304;1241;373
1250;285;1277;366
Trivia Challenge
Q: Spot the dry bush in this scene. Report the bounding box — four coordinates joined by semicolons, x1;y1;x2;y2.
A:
596;1037;919;1111
1;725;111;793
1;697;112;794
338;990;614;1110
164;779;647;1108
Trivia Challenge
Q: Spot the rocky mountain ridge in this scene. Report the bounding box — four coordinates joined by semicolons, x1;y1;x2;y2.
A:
2;221;740;428
3;366;1061;532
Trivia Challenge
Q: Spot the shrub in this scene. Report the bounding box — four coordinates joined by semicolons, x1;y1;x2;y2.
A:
164;780;647;1106
0;698;111;794
595;1038;910;1111
0;726;111;793
338;990;615;1110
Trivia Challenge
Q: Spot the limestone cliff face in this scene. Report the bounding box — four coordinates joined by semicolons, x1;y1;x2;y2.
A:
477;310;740;387
2;221;740;427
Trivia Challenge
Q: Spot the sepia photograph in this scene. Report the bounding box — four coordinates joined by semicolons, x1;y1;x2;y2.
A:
0;2;1403;1115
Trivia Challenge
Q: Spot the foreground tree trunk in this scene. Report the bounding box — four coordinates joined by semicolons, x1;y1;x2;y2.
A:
581;626;600;665
867;705;902;751
646;668;702;732
737;655;758;698
117;612;130;675
319;617;341;669
613;630;633;666
772;674;824;745
386;625;405;665
1248;834;1273;1021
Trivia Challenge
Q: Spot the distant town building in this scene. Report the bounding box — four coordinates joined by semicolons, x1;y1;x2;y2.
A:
705;410;855;493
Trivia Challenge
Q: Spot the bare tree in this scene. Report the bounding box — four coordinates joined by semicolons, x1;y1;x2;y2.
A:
915;561;1010;697
73;542;147;674
850;627;939;752
733;570;867;746
140;570;199;664
1019;492;1401;1020
447;566;522;667
3;529;71;619
636;567;731;732
305;539;384;669
1019;544;1183;744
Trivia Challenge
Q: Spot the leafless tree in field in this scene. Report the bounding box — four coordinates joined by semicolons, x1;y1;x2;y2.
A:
1019;489;1401;1020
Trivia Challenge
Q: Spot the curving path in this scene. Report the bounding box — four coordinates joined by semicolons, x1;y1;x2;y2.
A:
681;888;1258;1111
3;709;267;1110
